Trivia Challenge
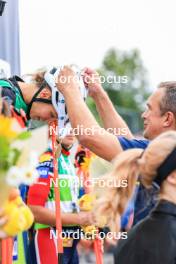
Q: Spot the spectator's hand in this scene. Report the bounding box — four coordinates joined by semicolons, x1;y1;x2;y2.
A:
78;211;96;226
0;189;19;238
83;68;103;98
56;66;80;95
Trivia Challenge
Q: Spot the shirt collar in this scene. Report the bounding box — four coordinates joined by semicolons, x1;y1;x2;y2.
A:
61;147;70;156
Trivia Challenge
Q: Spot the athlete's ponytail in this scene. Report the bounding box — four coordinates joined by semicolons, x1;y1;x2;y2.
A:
94;149;143;232
23;68;47;88
31;69;46;88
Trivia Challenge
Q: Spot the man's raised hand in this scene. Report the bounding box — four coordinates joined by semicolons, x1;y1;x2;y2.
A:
83;67;104;98
56;65;80;95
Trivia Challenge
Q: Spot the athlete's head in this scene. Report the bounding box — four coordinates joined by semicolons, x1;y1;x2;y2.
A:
21;69;57;121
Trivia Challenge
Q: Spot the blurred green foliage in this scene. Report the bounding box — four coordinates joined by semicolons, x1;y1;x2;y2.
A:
86;48;150;133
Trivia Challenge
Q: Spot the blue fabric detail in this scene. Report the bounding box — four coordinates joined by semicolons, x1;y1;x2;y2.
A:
63;239;79;264
118;136;149;150
121;186;139;228
37;166;50;178
118;136;157;225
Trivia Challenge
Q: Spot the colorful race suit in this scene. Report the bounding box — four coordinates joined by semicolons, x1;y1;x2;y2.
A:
27;147;81;264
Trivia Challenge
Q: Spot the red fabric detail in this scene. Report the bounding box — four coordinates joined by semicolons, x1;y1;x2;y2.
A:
10;107;27;128
35;229;58;264
27;176;51;206
61;148;70;156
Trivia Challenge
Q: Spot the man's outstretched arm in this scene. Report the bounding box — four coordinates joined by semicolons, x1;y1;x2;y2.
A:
83;68;134;140
56;66;123;161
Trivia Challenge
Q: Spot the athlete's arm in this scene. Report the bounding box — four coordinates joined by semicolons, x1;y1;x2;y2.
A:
29;205;95;226
83;68;134;139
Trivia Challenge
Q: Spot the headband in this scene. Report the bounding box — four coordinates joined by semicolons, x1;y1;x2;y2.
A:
26;81;52;120
154;148;176;186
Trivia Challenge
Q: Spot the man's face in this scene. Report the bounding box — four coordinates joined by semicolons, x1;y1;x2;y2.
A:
141;89;166;140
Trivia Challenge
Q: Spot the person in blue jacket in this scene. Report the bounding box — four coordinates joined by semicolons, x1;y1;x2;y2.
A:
54;66;176;224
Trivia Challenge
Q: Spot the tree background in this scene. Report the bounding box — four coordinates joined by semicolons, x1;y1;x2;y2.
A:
86;48;150;134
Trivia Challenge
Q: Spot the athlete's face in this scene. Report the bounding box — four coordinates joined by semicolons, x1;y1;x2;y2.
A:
30;102;57;121
29;87;57;121
61;130;76;149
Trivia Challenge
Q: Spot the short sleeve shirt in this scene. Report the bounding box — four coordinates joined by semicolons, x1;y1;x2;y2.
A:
118;136;149;150
118;136;155;225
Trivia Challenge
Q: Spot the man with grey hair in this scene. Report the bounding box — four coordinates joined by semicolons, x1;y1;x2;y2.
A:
56;67;176;158
141;81;176;140
55;66;176;224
